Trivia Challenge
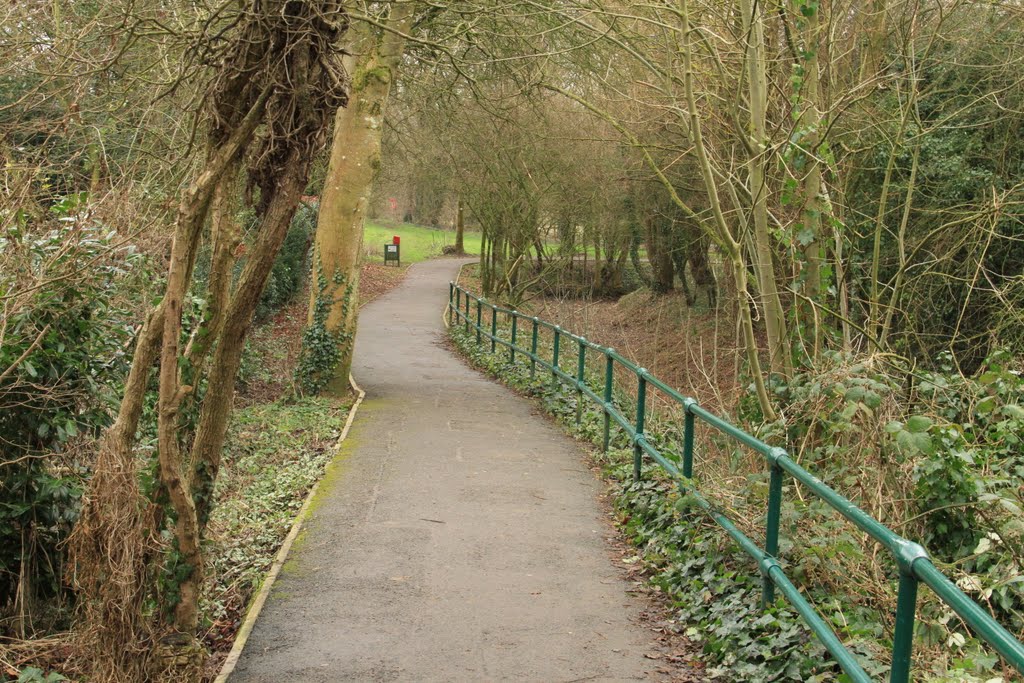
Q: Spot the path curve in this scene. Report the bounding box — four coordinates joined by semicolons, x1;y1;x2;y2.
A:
231;258;663;682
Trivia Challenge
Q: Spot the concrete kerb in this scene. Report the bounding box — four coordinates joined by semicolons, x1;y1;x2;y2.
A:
214;374;367;682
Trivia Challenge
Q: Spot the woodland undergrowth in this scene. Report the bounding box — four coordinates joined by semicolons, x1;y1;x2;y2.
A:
450;317;1024;682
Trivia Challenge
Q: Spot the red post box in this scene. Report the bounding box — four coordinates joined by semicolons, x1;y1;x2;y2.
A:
393;235;400;245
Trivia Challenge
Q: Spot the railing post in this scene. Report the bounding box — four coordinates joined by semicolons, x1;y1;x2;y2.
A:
682;400;696;479
634;370;647;482
449;282;455;325
475;298;482;344
602;350;614;452
890;572;920;683
575;338;587;425
530;317;539;379
552;326;561;388
763;448;785;608
887;542;927;683
510;312;518;365
490;304;497;353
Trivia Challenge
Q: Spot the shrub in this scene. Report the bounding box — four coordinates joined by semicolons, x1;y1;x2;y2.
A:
254;201;316;320
0;197;148;629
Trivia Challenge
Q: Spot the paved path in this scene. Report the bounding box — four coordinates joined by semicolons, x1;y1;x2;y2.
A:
232;258;662;682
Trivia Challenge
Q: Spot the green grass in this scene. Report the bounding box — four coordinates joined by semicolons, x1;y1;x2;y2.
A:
202;396;351;650
363;221;482;264
362;221;644;264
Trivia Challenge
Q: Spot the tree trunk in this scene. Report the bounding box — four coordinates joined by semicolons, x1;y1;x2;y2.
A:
798;0;825;360
533;235;545;270
860;0;888;82
192;150;308;526
669;236;694;305
647;215;675;294
454;198;466;254
155;92;271;634
630;214;655;289
480;230;491;293
680;0;776;420
687;238;718;307
742;0;791;376
306;3;415;394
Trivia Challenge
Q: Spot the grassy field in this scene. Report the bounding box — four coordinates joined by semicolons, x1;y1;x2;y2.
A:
363;221;482;264
362;221;639;265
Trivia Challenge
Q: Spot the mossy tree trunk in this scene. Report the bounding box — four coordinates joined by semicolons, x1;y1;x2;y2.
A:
304;3;416;395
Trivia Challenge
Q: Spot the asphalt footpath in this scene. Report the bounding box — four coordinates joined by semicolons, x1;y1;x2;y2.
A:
230;257;664;682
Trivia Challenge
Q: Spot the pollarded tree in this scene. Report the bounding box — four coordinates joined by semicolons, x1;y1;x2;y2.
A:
70;3;348;678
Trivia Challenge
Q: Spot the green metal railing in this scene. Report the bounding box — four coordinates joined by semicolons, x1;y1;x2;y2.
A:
448;282;1024;683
